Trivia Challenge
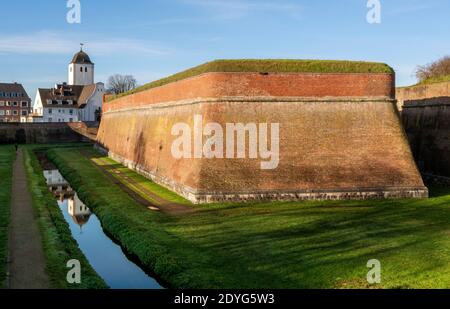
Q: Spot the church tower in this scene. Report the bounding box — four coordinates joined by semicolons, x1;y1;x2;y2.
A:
68;45;94;86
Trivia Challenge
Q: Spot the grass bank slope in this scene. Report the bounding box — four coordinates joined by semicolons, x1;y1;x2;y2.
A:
0;146;15;288
48;147;450;289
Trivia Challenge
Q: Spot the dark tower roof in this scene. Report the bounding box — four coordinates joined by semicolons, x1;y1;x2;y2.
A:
71;47;93;64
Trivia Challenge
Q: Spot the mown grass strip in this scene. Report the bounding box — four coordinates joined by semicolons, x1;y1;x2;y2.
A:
0;146;15;288
23;148;107;289
91;156;191;205
108;59;394;101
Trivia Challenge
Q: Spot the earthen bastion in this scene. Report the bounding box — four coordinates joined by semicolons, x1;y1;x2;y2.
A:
97;60;428;203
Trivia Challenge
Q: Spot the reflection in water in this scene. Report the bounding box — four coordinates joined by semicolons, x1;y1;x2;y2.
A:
43;169;162;289
68;194;91;233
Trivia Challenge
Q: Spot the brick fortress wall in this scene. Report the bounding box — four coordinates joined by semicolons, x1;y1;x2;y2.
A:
398;82;450;177
97;72;427;203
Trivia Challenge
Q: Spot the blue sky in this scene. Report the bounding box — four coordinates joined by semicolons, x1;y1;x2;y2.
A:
1;0;449;99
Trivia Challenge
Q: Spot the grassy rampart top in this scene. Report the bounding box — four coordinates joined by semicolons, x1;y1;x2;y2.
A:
398;75;450;89
107;59;394;102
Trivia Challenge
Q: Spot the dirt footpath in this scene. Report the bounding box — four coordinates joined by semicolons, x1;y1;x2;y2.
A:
8;149;50;289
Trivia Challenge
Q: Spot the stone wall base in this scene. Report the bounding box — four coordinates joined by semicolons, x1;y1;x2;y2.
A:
95;144;429;204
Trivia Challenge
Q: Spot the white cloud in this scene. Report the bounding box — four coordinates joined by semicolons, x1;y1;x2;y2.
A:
0;31;169;56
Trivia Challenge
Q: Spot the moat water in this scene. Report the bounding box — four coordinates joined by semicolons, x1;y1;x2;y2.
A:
43;168;163;289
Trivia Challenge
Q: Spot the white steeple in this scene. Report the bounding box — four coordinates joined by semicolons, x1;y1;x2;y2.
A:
68;44;94;86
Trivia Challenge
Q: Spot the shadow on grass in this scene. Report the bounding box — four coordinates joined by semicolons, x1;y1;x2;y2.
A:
165;196;450;288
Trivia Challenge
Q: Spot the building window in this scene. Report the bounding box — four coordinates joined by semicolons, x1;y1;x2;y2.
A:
80;67;83;72
48;108;52;114
13;110;18;115
21;110;28;116
48;118;52;123
21;101;28;107
6;110;10;115
0;110;4;116
0;101;4;107
85;67;88;72
69;109;73;115
69;118;73;122
13;102;18;106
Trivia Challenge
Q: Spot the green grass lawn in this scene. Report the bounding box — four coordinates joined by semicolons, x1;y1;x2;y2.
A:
0;146;15;288
47;146;450;289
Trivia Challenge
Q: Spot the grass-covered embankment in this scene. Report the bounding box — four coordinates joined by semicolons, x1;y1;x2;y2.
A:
420;74;450;85
109;59;394;101
23;147;107;289
48;146;450;289
0;146;15;288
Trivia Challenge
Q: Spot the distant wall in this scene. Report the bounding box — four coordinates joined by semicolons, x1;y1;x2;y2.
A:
396;81;450;111
98;72;427;203
400;81;450;177
0;123;88;144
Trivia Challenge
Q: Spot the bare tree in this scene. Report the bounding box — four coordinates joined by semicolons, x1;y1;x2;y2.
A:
107;74;138;94
416;56;450;83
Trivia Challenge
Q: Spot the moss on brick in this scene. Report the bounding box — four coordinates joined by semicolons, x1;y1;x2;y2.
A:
108;59;394;101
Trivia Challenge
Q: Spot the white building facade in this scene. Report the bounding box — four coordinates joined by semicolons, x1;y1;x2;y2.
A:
31;47;104;123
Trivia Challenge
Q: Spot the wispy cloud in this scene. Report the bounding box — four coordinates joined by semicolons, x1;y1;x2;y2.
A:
0;31;169;56
386;3;434;16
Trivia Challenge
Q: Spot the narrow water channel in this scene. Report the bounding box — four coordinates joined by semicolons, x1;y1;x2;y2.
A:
42;167;163;289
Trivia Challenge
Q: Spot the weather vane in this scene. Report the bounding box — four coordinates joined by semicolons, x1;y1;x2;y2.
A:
80;43;84;51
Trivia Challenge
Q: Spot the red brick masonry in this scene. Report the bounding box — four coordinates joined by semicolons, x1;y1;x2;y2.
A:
103;72;395;113
98;72;427;203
